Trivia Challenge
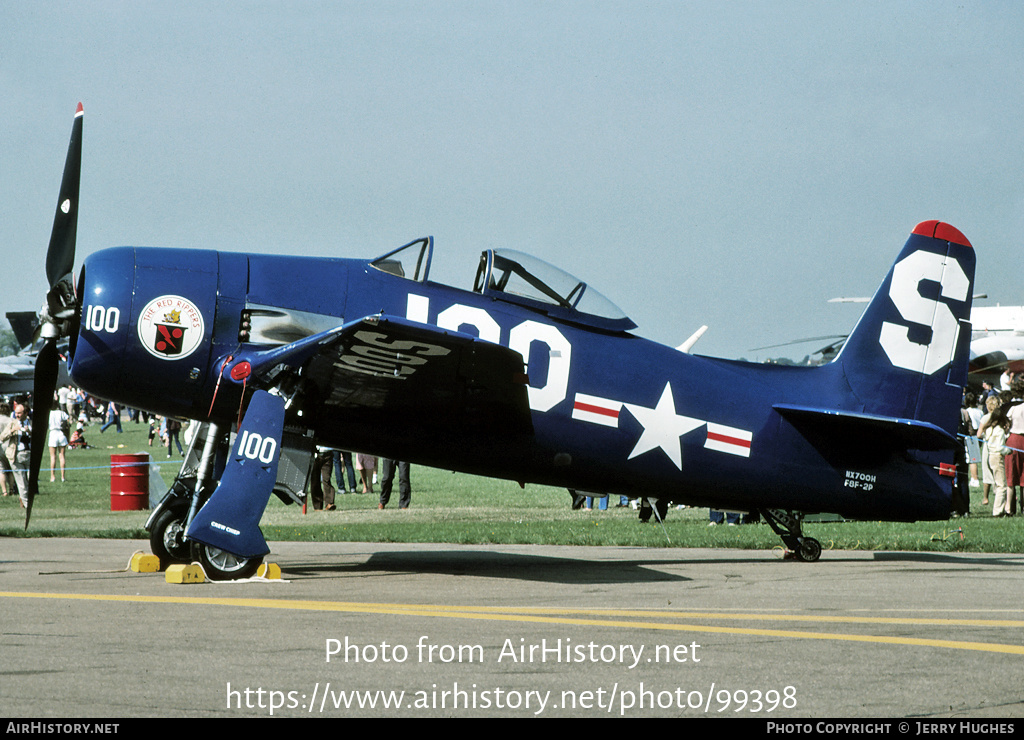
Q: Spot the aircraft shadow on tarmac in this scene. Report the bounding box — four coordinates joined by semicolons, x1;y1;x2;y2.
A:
279;549;712;584
278;549;1024;583
871;552;1024;566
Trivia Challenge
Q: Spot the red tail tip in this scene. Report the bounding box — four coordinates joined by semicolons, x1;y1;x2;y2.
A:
912;220;972;249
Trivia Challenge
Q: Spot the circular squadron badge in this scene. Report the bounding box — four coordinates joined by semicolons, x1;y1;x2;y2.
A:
137;295;205;360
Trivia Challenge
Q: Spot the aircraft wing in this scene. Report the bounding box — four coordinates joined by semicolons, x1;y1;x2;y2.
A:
225;314;534;439
0;360;33;377
190;319;532;567
0;372;35;395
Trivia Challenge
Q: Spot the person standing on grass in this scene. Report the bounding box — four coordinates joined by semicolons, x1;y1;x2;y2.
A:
48;397;70;483
165;418;184;458
1003;378;1024;515
979;403;1012;517
357;453;376;494
1;403;31;508
0;402;13;497
378;459;411;510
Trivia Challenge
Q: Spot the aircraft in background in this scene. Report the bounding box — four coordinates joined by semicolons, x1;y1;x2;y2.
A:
23;104;978;576
0;312;70;396
965;305;1024;385
749;335;849;366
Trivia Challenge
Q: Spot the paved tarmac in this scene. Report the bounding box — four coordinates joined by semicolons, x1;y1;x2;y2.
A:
2;538;1024;718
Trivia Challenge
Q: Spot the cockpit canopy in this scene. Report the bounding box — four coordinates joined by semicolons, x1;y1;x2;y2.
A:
371;239;636;332
473;249;635;331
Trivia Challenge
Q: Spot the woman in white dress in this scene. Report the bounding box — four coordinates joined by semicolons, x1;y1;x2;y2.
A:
979;401;1011;517
48;398;70;483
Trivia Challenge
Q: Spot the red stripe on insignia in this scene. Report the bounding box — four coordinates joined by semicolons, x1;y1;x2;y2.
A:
573;401;619;419
706;431;751;449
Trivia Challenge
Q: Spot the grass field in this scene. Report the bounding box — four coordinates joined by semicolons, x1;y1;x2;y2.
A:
2;421;1021;555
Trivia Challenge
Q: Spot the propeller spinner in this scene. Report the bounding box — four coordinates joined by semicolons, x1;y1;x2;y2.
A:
26;103;83;527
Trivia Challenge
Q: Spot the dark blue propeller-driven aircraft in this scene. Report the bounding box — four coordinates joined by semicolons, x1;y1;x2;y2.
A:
26;104;977;577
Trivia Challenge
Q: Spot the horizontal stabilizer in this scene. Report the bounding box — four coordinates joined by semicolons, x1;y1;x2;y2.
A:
773;403;959;451
187;390;285;558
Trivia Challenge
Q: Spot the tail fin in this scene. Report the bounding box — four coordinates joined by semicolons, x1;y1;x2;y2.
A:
834;221;975;437
5;311;39;349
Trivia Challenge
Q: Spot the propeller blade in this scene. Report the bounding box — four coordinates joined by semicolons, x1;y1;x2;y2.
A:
25;340;60;528
44;103;84;290
26;104;83;528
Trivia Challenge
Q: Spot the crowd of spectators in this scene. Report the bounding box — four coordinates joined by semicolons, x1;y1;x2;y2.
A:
965;370;1024;517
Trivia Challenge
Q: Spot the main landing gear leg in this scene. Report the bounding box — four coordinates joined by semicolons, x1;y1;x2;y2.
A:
146;420;211;567
760;508;822;562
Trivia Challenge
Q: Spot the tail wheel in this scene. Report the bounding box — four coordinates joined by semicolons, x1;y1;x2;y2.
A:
190;541;263;581
796;538;822;563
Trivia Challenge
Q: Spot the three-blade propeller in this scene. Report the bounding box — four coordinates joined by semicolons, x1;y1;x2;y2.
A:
26;103;83;527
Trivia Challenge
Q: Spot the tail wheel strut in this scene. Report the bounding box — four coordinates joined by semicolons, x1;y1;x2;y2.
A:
760;508;822;562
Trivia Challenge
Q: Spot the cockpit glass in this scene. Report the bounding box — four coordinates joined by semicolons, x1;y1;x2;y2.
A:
370;237;432;282
371;240;634;331
478;249;631;323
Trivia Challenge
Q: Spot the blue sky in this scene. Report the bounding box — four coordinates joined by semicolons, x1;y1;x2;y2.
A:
3;1;1023;360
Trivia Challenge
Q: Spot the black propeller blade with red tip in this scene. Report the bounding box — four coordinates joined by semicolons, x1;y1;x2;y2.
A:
26;103;83;527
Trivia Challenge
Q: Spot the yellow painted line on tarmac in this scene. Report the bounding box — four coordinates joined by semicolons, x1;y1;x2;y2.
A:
3;590;1024;656
364;602;1024;627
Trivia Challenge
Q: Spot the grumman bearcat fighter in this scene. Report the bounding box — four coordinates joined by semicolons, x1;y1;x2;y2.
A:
25;105;977;577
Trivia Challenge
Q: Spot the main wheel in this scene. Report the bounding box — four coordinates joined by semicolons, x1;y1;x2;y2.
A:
149;507;191;565
795;537;822;563
190;541;263;581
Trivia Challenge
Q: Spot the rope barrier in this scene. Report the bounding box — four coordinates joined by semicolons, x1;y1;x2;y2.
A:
4;459;180;475
37;550;147;576
958;431;1024;455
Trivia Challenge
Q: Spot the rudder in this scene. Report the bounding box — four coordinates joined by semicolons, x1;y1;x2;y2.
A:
834;221;975;438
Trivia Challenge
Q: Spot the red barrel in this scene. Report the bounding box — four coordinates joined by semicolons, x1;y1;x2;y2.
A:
110;454;149;511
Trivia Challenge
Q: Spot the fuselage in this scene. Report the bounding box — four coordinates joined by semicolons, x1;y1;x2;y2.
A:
69;244;956;521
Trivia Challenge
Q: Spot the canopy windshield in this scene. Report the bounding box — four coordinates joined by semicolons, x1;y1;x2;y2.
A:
473;249;636;332
369;237;432;282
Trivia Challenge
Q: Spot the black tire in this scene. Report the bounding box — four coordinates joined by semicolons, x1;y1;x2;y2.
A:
190;541;263;581
796;538;822;563
149;506;191;566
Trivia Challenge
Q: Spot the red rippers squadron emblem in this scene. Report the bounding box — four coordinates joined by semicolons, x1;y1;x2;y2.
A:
137;295;205;360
